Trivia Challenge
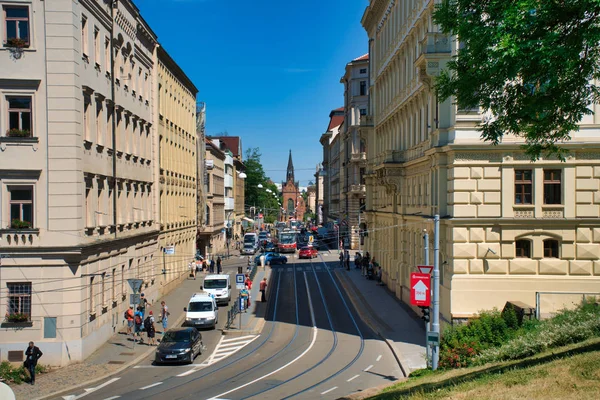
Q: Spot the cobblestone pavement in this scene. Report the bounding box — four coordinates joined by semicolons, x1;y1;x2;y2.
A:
10;363;121;400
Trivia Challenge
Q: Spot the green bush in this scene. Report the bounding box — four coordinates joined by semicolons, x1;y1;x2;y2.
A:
0;361;48;384
475;300;600;365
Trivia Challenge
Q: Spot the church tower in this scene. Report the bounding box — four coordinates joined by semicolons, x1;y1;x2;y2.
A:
286;150;295;183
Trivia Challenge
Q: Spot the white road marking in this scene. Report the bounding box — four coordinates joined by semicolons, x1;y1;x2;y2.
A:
177;369;198;377
218;339;255;348
221;335;255;343
321;386;338;395
139;382;163;390
347;374;360;382
376;354;382;362
104;396;121;400
208;273;318;400
364;364;374;372
62;378;120;400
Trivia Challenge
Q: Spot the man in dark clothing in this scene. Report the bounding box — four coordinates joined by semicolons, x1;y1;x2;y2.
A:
25;341;43;384
210;258;215;273
216;257;222;274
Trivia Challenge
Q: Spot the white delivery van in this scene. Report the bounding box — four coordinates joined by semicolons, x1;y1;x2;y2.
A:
244;232;259;248
201;274;231;306
184;292;218;329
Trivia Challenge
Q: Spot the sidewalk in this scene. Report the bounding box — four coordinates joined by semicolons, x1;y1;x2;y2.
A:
11;257;247;400
334;263;426;375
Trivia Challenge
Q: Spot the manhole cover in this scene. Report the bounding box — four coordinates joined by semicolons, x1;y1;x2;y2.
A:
108;361;125;364
119;352;135;356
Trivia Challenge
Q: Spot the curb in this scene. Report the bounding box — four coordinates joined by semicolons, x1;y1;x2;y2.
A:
334;269;409;378
33;312;187;400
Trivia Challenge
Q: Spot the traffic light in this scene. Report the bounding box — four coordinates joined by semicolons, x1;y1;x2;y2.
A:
420;306;430;323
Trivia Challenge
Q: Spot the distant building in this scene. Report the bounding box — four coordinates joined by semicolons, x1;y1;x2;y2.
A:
320;108;344;227
282;151;306;222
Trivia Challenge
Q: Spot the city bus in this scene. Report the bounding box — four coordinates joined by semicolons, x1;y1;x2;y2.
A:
277;230;297;253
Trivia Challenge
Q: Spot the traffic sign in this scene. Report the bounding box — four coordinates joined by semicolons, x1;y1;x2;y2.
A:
427;331;440;346
417;265;433;274
127;278;144;294
163;245;175;255
235;274;245;290
130;293;141;306
410;272;431;307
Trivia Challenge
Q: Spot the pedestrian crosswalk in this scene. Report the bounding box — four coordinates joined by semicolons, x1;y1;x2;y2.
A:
205;334;260;365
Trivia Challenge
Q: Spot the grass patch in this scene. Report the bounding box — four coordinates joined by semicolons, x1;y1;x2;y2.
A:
366;338;600;400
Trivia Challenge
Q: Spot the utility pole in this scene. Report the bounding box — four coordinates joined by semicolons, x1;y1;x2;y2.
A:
423;230;430;367
432;214;440;370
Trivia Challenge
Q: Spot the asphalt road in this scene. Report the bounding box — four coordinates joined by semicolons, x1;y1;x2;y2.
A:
57;254;402;400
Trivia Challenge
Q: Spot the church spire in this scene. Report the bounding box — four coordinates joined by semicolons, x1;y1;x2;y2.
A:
286;150;295;183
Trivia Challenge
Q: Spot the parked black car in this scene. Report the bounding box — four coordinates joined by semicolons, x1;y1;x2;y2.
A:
155;327;203;364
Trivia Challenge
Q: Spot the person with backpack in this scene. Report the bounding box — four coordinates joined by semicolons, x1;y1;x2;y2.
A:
144;311;156;346
124;306;134;334
134;306;144;343
138;293;150;318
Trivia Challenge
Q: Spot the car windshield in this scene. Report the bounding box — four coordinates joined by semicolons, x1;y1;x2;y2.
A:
188;301;213;312
300;247;310;251
162;330;192;343
204;279;227;289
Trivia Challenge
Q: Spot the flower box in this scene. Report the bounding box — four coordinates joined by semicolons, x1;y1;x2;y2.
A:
6;313;30;323
6;129;31;138
5;38;29;49
11;219;32;229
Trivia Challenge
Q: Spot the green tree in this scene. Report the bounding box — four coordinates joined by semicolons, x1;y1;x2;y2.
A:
433;0;600;159
244;148;281;223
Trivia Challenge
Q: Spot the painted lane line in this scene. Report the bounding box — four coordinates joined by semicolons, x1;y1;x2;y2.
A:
103;397;121;400
139;382;163;390
218;340;254;348
221;335;256;343
177;369;198;377
347;374;360;382
320;386;338;395
62;378;121;400
376;354;382;362
364;364;374;372
208;273;318;400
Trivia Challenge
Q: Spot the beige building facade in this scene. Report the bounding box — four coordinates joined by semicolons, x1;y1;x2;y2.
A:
157;47;198;289
0;0;192;366
361;0;600;323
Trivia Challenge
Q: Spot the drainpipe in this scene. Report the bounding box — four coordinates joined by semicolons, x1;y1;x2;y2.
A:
110;0;118;237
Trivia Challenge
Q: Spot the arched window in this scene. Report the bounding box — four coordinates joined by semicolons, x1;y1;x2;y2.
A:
287;198;294;214
515;240;531;258
543;239;559;258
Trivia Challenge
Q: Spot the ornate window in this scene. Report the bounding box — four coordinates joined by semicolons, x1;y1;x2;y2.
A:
7;282;32;319
515;170;532;204
543;239;559;258
515;240;531;258
543;170;562;204
3;6;30;46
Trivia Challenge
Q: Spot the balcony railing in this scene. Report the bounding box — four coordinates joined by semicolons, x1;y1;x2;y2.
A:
350;184;366;194
420;33;451;56
360;115;374;127
350;152;367;163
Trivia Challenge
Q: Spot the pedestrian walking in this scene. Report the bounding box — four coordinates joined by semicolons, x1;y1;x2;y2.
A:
210;258;215;273
259;254;266;269
240;286;250;311
144;311;157;346
245;274;252;290
339;252;344;268
189;261;196;280
124;306;134;334
362;252;370;276
138;293;150;318
344;249;350;270
217;256;222;274
354;252;362;269
134;306;144;342
24;341;42;385
160;301;169;332
259;277;268;302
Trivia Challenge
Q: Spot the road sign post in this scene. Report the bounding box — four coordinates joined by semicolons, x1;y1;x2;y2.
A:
432;214;440;370
423;230;431;368
235;274;245;290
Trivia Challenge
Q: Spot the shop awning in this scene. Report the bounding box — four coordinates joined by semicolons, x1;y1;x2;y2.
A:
242;217;254;223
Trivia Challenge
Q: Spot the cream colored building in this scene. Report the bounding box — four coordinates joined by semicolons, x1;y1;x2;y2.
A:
157;47;198;290
0;0;189;366
340;54;369;249
361;0;600;323
320;108;344;227
197;139;226;257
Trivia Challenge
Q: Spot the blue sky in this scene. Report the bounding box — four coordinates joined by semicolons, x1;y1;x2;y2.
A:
138;0;368;187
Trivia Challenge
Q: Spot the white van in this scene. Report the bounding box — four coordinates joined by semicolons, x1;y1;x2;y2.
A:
184;292;218;329
244;232;259;248
201;274;231;306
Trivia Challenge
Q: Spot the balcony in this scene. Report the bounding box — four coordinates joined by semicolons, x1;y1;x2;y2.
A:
415;33;451;82
224;174;233;189
350;184;366;194
224;197;235;211
350;152;367;164
0;228;40;246
360;115;374;127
